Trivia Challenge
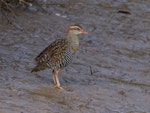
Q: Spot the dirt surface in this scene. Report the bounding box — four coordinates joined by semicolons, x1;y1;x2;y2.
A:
0;0;150;113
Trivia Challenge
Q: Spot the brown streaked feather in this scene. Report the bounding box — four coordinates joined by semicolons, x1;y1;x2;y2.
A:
34;39;69;69
35;39;68;62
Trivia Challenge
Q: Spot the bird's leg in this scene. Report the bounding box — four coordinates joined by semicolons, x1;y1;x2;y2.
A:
54;70;64;89
52;70;56;85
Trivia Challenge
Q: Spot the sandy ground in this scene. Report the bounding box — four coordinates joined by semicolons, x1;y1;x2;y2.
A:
0;0;150;113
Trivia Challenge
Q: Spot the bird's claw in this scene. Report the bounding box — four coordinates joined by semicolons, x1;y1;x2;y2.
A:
55;85;65;90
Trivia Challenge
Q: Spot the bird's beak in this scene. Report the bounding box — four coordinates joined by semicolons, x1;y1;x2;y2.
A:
80;29;88;34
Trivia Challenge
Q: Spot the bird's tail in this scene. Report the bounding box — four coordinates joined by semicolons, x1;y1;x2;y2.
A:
31;65;46;73
31;66;39;73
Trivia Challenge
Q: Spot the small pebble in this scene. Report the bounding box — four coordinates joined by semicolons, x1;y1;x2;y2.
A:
27;6;38;12
118;90;126;95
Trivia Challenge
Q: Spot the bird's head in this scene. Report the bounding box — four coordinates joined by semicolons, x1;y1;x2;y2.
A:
67;25;88;35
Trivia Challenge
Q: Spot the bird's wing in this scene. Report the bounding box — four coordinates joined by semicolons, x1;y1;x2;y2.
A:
35;39;68;64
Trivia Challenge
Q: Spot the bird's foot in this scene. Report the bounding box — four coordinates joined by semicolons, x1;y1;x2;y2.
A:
55;85;65;90
55;86;73;92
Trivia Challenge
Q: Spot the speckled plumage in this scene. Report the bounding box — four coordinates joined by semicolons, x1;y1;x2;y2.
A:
31;25;88;89
31;39;73;72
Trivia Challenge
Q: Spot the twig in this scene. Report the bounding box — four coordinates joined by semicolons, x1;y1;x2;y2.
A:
1;0;17;17
1;8;12;24
90;66;93;75
19;0;32;6
117;10;131;14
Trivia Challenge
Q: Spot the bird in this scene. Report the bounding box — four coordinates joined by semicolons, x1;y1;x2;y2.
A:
31;25;88;89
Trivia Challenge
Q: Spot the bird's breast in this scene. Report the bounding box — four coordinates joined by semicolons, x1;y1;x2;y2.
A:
71;46;78;51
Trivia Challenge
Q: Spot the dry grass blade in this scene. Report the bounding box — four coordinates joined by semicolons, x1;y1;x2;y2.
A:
0;0;32;23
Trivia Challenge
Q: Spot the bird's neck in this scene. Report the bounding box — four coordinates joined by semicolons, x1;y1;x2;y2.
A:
66;31;79;51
